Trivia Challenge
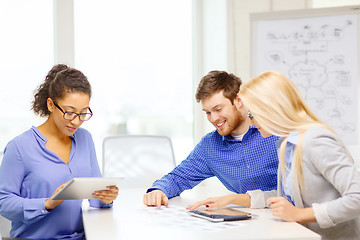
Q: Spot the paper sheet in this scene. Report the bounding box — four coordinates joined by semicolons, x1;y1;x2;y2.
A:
141;205;247;232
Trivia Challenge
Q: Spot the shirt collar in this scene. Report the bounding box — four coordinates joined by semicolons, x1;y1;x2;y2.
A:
222;126;258;142
32;126;76;142
32;126;47;143
287;131;299;144
275;131;299;147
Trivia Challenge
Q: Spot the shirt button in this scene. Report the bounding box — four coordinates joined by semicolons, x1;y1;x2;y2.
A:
243;144;246;147
253;182;256;185
247;165;250;168
42;210;45;213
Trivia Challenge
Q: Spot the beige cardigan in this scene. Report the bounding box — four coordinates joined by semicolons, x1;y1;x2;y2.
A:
248;127;360;240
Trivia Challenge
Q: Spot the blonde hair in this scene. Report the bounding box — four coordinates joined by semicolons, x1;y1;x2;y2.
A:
239;71;334;188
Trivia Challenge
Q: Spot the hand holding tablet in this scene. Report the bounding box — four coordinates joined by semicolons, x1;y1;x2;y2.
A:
50;177;123;200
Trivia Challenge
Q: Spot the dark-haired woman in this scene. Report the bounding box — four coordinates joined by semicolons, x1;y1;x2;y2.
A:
0;64;118;239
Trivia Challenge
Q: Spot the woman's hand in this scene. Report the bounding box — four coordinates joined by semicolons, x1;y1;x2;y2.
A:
266;197;316;223
92;186;119;205
186;194;250;211
45;181;69;210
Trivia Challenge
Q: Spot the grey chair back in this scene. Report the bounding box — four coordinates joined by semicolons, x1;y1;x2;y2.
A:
102;135;176;188
0;151;11;237
0;215;11;237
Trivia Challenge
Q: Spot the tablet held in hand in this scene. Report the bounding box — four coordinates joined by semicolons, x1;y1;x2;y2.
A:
51;177;123;200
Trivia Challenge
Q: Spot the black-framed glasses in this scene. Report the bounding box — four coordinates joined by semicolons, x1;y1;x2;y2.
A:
247;111;254;120
53;100;93;121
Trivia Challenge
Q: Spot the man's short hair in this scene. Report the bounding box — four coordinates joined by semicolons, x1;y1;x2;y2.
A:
195;70;242;104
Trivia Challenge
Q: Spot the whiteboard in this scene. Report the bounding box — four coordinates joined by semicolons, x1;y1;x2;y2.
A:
251;6;360;144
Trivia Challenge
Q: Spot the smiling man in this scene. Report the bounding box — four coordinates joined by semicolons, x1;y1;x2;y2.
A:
143;71;279;210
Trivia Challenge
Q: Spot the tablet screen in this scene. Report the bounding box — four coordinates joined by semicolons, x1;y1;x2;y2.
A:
50;177;123;200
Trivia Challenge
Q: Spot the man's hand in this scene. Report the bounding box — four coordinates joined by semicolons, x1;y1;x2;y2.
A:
143;189;169;208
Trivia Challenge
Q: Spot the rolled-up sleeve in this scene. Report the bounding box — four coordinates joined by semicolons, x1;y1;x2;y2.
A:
312;202;335;228
247;189;277;208
149;140;213;198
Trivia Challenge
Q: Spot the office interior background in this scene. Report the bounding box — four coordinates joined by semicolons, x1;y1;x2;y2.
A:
0;0;359;173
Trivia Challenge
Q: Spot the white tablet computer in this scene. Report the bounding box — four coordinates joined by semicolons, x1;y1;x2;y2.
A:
50;177;123;200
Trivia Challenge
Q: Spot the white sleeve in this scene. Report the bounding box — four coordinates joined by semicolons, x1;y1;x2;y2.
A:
247;189;277;208
312;202;335;228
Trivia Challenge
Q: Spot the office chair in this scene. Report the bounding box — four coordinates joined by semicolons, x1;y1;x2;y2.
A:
0;215;11;238
102;135;176;188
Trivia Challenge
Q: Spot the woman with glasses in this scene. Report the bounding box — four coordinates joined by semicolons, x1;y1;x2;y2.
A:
239;71;360;240
0;64;118;239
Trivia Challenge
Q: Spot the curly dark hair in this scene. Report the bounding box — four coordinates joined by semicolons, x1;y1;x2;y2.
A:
32;64;92;117
195;70;242;104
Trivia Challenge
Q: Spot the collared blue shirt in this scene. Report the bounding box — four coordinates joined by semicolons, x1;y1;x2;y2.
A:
0;126;109;240
277;133;298;206
150;127;279;198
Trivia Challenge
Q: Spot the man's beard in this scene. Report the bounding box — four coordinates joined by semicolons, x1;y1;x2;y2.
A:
217;106;245;136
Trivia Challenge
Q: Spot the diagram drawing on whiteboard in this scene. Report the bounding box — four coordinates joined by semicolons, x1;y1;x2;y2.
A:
253;14;358;144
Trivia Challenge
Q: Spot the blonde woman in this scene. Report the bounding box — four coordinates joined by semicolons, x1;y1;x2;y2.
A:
239;71;360;240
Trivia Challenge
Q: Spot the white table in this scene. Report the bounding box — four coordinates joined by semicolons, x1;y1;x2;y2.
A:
82;186;321;240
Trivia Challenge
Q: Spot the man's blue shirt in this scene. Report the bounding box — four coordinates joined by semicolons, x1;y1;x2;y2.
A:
150;126;279;198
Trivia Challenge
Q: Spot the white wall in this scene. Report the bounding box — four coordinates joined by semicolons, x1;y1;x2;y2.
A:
54;0;74;66
193;0;234;144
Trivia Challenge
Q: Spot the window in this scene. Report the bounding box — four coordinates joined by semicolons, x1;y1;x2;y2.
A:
0;0;53;151
74;0;193;165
